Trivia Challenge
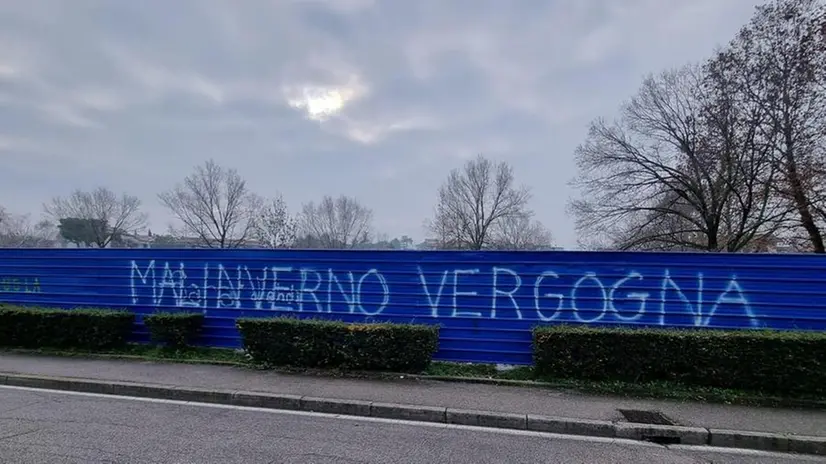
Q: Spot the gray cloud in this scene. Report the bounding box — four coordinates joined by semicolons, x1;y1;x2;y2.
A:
0;0;763;246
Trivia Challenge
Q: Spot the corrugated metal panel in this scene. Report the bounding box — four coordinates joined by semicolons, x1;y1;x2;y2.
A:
1;248;825;365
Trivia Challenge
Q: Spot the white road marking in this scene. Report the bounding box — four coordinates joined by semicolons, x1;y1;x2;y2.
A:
0;385;817;460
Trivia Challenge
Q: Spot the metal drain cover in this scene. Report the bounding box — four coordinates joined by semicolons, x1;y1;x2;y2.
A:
617;409;675;426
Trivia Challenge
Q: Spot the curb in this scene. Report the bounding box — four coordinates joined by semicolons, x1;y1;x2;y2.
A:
0;348;246;368
1;373;824;456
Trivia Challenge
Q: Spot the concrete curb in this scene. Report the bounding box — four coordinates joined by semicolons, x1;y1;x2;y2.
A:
1;373;823;456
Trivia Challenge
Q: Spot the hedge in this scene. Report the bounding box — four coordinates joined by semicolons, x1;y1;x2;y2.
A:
0;305;135;350
237;317;439;372
143;312;204;348
533;325;826;396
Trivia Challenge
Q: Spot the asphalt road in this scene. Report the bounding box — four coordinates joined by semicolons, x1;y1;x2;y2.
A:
0;387;822;464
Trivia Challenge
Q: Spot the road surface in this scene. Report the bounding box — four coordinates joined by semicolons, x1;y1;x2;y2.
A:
0;386;821;463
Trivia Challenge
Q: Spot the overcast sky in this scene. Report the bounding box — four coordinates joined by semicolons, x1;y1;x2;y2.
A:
0;0;764;248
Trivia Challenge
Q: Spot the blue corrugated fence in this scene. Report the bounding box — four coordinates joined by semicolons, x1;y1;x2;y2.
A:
1;248;825;364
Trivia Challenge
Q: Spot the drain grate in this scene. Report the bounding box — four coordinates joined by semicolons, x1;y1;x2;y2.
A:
642;436;681;445
617;409;675;426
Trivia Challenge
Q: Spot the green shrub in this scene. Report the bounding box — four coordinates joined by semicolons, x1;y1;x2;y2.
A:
533;325;826;396
237;317;439;372
143;312;204;348
0;305;134;350
343;322;439;372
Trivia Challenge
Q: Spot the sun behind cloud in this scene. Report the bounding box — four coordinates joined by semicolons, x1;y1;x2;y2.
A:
289;86;347;120
284;75;367;122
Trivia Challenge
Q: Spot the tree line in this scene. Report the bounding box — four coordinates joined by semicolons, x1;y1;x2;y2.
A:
0;155;553;251
571;0;826;253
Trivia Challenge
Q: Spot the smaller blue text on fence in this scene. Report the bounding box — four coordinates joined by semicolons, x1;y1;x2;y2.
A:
1;248;825;364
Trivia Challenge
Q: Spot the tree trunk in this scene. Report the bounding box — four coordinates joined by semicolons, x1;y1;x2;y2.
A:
787;157;825;253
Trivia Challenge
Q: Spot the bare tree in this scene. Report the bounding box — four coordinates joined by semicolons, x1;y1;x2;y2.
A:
252;195;298;248
0;207;56;247
614;193;707;251
423;210;463;250
717;0;826;252
489;213;553;250
43;187;147;248
299;195;373;249
603;193;784;252
158;159;263;248
429;154;532;250
569;64;783;252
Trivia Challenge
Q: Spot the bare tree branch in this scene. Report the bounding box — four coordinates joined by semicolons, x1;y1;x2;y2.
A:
720;0;826;252
569;64;783;252
429;154;532;250
158;159;263;248
252;195;298;248
43;187;147;248
488;213;554;250
0;207;56;248
299;195;373;249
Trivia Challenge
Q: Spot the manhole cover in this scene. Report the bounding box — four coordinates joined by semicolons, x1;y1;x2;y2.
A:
617;409;675;426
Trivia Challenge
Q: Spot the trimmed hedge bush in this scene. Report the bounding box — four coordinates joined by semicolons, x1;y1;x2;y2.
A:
143;312;204;348
237;317;439;372
0;305;134;350
533;325;826;396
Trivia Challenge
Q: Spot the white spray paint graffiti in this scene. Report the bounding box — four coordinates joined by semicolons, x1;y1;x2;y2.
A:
130;260;759;327
414;265;757;327
130;260;390;315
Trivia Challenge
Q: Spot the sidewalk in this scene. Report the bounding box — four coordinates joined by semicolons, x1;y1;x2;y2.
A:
1;353;824;436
